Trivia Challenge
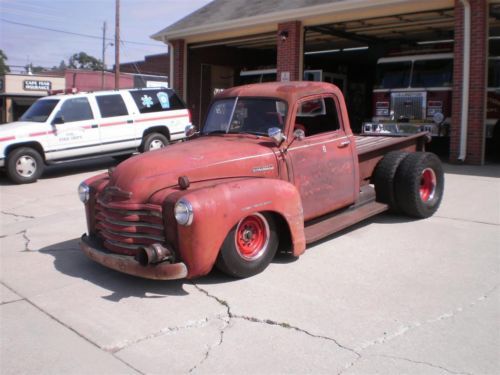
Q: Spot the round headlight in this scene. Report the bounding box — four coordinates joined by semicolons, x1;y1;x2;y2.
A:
78;182;90;203
174;199;193;226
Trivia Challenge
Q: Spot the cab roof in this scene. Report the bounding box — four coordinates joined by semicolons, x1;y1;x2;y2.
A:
215;81;343;104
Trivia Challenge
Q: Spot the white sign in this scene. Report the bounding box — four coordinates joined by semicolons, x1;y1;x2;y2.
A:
146;81;168;88
23;80;52;91
280;71;290;82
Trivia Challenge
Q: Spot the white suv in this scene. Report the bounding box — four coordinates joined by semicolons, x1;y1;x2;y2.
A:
0;88;192;183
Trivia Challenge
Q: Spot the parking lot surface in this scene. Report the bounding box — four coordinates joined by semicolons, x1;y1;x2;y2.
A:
1;157;499;375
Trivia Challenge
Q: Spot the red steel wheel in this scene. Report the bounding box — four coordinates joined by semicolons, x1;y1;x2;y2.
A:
235;214;270;261
420;168;437;202
216;212;278;278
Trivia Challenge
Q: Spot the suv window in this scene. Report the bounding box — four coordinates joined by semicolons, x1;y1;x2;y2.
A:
129;89;184;114
59;97;93;122
96;94;128;118
20;99;59;122
295;97;340;137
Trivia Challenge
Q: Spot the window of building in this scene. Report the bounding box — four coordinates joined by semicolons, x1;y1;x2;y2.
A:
129;89;184;114
96;94;128;118
59;97;93;122
294;97;340;137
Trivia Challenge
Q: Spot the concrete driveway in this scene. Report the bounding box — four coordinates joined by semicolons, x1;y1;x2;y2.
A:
1;158;499;375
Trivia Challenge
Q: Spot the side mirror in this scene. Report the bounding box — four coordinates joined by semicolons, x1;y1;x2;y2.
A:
52;115;65;125
268;127;286;146
185;124;199;138
293;128;305;141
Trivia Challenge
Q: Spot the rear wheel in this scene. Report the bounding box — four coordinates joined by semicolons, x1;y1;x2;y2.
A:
372;151;409;211
6;147;44;184
141;133;168;152
216;213;278;278
395;152;444;218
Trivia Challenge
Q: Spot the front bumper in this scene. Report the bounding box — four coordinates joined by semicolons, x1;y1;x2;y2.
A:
80;234;188;280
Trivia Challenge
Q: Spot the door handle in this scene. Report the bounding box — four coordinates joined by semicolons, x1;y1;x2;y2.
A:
338;140;351;148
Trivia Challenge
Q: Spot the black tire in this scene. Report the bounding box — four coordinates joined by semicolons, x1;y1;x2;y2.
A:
216;212;278;278
141;133;168;152
372;151;409;212
395;152;444;218
6;147;44;184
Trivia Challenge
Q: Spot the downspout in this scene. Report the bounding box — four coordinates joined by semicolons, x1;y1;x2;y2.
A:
166;37;174;89
458;0;470;161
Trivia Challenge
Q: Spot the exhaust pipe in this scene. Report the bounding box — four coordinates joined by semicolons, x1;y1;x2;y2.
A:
135;243;174;266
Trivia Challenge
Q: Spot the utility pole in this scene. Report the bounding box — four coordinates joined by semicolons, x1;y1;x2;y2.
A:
115;0;120;89
101;21;107;90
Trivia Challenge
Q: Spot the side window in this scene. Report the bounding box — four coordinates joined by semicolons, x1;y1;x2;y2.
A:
59;97;93;122
129;89;185;114
96;94;128;118
294;97;340;137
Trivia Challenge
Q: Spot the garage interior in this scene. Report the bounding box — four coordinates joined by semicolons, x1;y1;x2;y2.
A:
186;4;499;159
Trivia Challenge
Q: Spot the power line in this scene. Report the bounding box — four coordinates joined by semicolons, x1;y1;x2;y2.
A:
1;18;165;47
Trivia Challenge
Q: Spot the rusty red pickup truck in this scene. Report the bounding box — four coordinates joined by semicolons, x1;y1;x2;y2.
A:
79;81;444;280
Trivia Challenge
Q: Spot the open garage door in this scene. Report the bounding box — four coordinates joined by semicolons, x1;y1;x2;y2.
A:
188;33;276;126
304;9;456;136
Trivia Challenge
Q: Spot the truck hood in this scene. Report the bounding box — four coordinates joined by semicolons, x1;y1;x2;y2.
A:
0;121;48;135
108;136;279;203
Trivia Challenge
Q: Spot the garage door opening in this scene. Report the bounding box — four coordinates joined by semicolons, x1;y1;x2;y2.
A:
188;33;276;126
303;8;456;157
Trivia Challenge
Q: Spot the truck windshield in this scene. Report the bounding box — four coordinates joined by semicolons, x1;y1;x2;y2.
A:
374;61;411;89
20;99;59;122
203;98;287;136
412;59;453;87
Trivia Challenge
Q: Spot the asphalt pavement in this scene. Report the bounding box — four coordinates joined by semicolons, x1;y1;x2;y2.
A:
1;157;499;375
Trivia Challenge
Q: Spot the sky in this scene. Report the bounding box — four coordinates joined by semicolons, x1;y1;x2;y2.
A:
0;0;212;72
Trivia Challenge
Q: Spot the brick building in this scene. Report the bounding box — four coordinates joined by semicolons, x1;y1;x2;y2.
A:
152;0;500;164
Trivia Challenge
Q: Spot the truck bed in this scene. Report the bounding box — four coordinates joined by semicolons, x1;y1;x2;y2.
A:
354;133;429;185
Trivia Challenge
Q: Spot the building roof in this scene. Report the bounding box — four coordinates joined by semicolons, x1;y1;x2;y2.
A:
151;0;343;41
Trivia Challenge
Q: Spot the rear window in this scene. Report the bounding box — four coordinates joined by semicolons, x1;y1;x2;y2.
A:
96;94;128;118
129;89;184;114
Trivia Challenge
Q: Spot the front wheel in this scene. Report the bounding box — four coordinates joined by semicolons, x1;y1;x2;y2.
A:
395;152;444;218
216;213;278;278
6;147;44;184
141;133;168;152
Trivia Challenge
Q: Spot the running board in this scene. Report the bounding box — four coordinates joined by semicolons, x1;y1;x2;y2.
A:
304;200;388;244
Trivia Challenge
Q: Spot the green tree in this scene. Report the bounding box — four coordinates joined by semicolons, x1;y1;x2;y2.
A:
0;50;10;74
68;52;104;71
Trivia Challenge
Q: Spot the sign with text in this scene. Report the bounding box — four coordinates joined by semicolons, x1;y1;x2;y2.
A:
23;80;52;91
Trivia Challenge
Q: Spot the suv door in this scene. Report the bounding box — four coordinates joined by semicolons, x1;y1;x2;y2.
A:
47;96;101;160
286;95;356;220
94;93;136;152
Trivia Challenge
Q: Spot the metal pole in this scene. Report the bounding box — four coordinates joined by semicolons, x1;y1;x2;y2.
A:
101;21;106;90
115;0;120;89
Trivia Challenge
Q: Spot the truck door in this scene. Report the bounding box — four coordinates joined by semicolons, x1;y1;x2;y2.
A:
48;96;101;160
287;95;356;221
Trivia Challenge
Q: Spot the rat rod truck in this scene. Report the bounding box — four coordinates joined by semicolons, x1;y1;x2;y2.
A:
79;81;444;280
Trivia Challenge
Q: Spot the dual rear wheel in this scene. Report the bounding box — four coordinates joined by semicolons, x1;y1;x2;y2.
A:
373;151;444;218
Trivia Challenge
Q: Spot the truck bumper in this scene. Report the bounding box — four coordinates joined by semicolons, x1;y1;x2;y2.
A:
80;234;188;280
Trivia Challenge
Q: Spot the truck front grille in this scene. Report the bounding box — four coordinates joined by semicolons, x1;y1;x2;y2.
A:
391;92;426;120
95;201;165;255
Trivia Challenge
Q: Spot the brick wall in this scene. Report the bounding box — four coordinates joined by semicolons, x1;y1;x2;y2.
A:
451;0;488;165
277;21;302;81
171;39;185;99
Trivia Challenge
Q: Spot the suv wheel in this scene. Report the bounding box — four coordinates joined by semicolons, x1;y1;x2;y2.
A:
6;147;44;184
141;133;168;152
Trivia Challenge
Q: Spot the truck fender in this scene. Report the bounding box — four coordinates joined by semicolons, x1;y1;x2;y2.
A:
175;178;306;278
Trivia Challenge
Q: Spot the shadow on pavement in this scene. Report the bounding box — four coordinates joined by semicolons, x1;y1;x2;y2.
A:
442;162;500;178
39;238;189;301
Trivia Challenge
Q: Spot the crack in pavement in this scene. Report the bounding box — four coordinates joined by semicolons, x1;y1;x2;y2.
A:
1;211;35;220
18;230;32;252
377;354;474;375
191;282;360;374
434;215;499;227
357;284;500;352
